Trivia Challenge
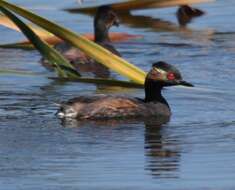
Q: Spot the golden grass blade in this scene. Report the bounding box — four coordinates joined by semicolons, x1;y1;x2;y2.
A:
0;68;37;76
0;0;146;84
0;13;20;30
0;6;80;78
0;42;38;49
49;77;144;88
0;13;53;38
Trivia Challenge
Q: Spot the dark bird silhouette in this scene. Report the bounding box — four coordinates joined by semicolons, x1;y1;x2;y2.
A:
57;61;193;120
42;5;120;78
177;5;205;26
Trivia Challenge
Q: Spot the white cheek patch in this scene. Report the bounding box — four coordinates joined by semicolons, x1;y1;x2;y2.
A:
152;67;167;81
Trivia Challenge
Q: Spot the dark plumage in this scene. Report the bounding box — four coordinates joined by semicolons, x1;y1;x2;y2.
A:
42;5;120;77
94;5;120;56
177;5;205;26
57;61;193;120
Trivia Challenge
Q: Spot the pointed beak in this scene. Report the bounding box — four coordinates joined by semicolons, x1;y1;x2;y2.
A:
161;79;194;87
178;80;194;87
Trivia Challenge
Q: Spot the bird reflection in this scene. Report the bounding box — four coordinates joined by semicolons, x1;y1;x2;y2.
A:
144;123;180;178
118;9;211;39
60;115;180;179
59;114;170;128
118;11;181;33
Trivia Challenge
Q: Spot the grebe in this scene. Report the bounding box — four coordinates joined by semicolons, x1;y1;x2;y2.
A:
177;5;204;26
57;61;193;120
43;5;120;77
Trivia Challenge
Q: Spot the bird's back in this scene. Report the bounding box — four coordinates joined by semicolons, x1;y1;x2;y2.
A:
58;95;171;120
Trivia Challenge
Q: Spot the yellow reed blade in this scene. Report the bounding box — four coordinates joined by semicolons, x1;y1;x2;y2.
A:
0;13;52;38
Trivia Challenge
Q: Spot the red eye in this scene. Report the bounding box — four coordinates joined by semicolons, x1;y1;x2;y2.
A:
167;72;175;80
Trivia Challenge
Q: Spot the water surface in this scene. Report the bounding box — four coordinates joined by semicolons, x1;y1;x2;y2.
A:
0;0;235;189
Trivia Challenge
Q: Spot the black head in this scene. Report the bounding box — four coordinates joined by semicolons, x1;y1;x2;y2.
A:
95;5;120;29
145;61;193;87
177;5;205;26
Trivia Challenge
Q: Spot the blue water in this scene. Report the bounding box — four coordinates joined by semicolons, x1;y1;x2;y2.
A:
0;0;235;189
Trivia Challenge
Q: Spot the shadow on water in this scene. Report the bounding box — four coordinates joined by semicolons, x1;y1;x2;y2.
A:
60;115;180;179
118;11;182;33
119;11;214;43
145;123;180;179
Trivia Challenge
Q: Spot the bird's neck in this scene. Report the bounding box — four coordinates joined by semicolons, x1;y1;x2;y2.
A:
144;80;169;107
94;23;110;43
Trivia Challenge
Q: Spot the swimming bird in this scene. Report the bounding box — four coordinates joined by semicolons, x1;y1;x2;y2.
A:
42;5;120;77
57;61;193;120
177;5;205;26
